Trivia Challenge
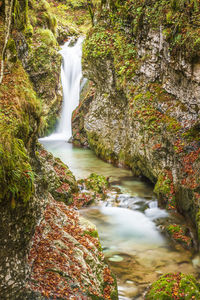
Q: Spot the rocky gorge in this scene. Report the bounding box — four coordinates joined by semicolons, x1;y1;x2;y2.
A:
1;0;200;299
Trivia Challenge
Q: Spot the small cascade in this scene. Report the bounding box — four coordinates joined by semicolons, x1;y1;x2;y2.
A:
148;200;158;209
145;200;168;220
41;37;83;141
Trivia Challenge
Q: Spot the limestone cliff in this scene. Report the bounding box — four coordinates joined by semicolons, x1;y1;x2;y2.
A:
73;0;200;241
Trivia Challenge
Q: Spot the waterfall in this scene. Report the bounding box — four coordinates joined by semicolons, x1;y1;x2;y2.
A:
40;37;83;141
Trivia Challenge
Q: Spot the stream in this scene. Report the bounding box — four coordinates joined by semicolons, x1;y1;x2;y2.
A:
40;38;199;299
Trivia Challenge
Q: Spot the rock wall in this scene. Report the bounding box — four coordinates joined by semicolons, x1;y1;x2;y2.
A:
73;0;200;240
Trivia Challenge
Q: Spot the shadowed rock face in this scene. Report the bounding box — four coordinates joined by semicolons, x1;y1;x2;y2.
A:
73;1;200;239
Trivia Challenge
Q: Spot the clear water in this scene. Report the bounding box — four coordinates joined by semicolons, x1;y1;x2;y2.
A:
40;39;199;299
41;140;198;300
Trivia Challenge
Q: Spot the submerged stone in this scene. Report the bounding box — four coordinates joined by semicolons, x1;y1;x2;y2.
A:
109;255;124;262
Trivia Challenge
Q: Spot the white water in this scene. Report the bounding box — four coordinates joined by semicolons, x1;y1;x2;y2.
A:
40;37;83;141
145;200;168;220
100;206;164;245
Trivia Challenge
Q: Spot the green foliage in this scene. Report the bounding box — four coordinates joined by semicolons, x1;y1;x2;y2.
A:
0;60;41;208
0;125;34;206
166;224;192;247
69;0;87;8
83;25;112;58
91;0;200;60
6;38;17;63
13;0;28;30
83;229;99;238
83;23;137;85
35;28;58;47
154;174;171;196
6;38;16;53
171;0;199;11
24;24;34;38
146;273;200;299
41;12;57;34
28;0;58;35
31;0;50;11
85;173;109;193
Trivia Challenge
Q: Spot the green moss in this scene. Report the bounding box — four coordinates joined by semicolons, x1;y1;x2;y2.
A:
35;28;58;47
167;224;182;234
6;39;16;53
153;170;176;210
83;24;137;85
85;173;109;194
87;131;118;164
6;39;17;63
0;128;34;206
146;273;200;299
166;224;192;247
41;114;59;137
154;174;171;196
85;0;200;65
24;24;33;38
83;229;98;238
13;0;28;30
33;0;50;11
41;11;57;34
0;59;41;208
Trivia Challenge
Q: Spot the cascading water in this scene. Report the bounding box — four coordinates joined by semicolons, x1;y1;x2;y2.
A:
40;37;83;141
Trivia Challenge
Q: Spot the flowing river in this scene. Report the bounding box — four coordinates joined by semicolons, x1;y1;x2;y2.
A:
40;38;199;299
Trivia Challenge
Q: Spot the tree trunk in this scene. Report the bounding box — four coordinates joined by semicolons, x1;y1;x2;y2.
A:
87;0;94;26
0;0;14;84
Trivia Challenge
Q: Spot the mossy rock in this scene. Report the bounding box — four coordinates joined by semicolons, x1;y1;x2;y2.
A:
35;28;58;47
13;0;28;30
166;224;193;249
6;39;17;63
41;11;57;34
146;273;200;299
24;24;33;38
84;173;109;194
